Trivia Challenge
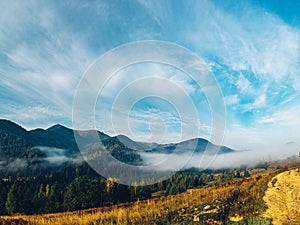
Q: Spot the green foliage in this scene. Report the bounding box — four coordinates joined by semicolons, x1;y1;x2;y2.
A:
63;176;104;211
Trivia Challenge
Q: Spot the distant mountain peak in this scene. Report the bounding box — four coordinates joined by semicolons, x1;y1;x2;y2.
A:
47;124;72;132
115;134;133;141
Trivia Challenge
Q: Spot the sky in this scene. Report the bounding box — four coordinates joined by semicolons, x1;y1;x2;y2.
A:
1;0;300;152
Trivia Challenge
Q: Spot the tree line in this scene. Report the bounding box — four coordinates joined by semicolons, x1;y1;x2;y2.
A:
0;162;251;215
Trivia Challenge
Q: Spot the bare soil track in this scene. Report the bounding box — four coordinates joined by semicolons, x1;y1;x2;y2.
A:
263;168;300;225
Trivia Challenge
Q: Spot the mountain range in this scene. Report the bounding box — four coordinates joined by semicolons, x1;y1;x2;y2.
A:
0;119;234;174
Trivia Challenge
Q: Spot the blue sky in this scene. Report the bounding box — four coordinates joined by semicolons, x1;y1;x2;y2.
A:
1;0;300;151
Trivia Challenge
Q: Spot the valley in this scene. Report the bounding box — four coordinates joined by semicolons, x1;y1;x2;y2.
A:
0;119;299;224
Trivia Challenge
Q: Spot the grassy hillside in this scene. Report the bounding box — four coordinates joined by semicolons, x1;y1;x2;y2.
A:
0;169;291;225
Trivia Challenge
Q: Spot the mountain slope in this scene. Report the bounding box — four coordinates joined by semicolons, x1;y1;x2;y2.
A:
0;120;37;159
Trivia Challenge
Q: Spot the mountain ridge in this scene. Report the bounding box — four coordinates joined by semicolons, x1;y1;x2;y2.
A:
0;119;235;151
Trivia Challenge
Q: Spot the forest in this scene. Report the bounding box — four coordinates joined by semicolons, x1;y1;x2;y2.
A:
0;161;252;216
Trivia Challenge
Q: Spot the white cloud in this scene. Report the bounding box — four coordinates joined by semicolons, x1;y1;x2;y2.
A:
181;1;300;86
279;94;298;106
224;104;300;150
2;105;64;129
253;94;266;108
99;62;198;101
1;1;94;116
259;105;300;126
236;73;254;95
224;94;239;105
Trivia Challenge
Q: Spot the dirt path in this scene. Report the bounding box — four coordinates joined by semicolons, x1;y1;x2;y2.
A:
263;168;300;225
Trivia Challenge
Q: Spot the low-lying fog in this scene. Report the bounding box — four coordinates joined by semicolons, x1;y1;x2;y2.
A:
39;146;70;165
140;144;299;171
36;142;300;171
1;143;297;173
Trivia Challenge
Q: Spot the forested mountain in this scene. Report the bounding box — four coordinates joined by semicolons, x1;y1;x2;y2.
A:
0;119;143;173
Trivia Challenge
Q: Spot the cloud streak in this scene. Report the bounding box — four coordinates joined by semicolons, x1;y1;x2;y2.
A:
0;0;94;128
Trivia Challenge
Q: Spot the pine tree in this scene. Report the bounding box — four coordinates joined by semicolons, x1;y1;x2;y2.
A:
169;184;179;195
63;176;103;211
244;170;250;178
5;184;17;215
0;180;8;215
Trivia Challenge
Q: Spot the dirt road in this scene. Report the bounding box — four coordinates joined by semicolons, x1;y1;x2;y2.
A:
263;168;300;225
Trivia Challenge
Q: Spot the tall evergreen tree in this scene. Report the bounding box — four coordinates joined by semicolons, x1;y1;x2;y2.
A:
0;180;8;215
5;184;18;215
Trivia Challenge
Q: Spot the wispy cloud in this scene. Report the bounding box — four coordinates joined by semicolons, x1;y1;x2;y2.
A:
0;0;94;127
259;105;300;126
1;105;66;129
183;1;300;81
224;95;239;105
236;73;254;95
253;94;267;108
